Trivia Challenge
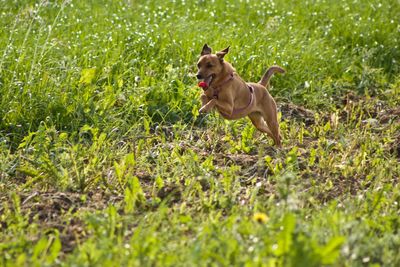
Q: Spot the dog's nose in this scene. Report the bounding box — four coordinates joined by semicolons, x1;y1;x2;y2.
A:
196;74;203;80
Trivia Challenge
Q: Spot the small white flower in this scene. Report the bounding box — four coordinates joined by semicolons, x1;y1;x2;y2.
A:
362;257;370;263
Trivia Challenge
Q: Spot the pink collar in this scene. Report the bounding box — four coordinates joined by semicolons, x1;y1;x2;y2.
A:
210;73;234;99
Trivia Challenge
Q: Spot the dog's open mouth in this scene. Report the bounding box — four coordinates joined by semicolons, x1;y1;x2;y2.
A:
203;75;213;86
198;75;213;90
198;74;214;91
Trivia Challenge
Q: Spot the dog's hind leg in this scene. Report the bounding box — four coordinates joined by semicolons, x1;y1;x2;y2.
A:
248;112;276;142
260;98;281;147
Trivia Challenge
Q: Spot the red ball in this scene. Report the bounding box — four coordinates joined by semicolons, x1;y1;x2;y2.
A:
198;81;208;88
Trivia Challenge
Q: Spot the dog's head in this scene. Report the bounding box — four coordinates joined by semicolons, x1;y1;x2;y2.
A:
196;44;229;86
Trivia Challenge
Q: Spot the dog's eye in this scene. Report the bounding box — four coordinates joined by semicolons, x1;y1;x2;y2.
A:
207;63;213;68
197;63;200;68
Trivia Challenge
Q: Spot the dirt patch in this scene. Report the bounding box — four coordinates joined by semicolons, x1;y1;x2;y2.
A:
389;134;400;160
316;175;363;203
0;190;122;254
279;102;315;126
340;92;399;123
378;107;400;124
212;153;259;167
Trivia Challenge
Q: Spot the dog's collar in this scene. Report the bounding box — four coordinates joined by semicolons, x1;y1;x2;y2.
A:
209;72;234;98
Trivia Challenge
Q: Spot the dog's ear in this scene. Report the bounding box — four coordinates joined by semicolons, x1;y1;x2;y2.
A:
216;46;230;60
201;44;212;56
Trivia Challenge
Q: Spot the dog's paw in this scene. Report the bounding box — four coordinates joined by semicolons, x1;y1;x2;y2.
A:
199;106;208;113
200;105;213;113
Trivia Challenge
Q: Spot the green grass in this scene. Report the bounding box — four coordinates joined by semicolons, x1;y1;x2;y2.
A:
1;0;399;266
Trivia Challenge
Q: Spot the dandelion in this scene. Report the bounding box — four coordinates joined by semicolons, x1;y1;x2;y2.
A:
253;212;268;224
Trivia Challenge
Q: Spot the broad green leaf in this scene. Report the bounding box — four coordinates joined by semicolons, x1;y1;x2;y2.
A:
79;68;97;85
275;213;296;256
320;236;345;264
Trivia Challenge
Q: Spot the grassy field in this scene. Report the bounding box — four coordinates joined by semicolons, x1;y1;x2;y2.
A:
1;0;399;266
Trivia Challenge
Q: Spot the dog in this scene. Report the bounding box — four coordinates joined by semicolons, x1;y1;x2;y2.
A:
196;44;285;146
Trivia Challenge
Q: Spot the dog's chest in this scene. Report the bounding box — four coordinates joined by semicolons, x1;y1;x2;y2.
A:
204;88;216;99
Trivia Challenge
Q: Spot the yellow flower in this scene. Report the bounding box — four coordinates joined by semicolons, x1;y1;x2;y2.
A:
253;212;268;224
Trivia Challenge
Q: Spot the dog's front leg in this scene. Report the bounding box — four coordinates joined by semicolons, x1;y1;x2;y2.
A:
215;101;234;118
199;98;217;113
200;94;209;106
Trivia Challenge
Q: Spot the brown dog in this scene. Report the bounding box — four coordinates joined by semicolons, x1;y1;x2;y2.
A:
196;44;285;146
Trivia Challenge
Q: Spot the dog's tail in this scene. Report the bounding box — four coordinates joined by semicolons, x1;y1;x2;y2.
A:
259;65;285;87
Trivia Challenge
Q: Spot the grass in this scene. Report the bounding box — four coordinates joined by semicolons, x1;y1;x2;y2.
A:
0;0;399;266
